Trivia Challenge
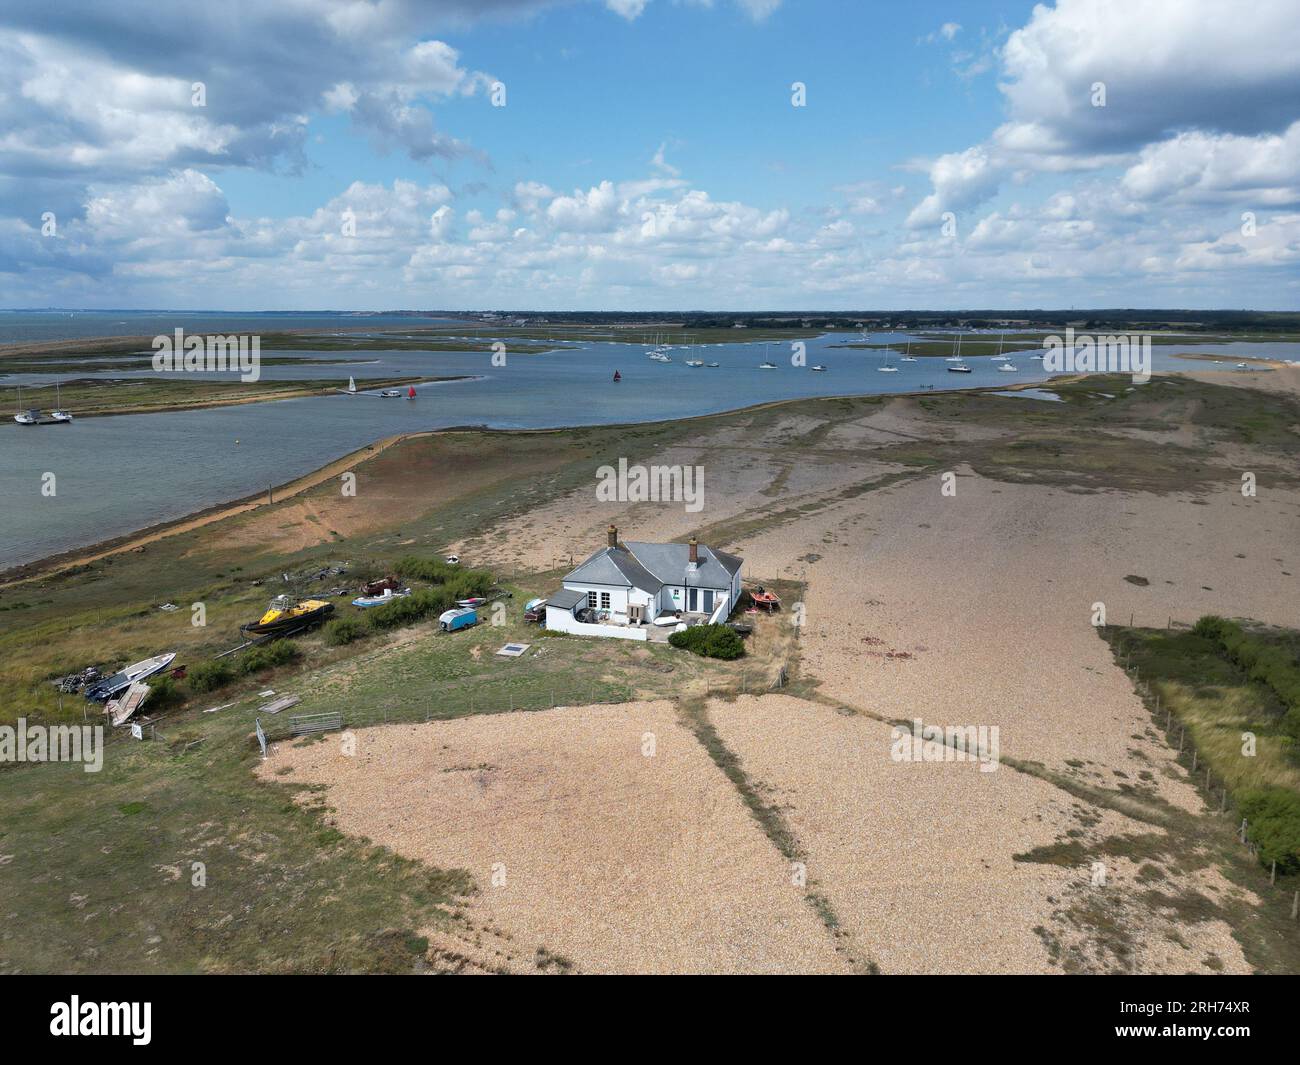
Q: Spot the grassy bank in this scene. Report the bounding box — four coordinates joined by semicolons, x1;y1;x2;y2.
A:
1104;622;1300;879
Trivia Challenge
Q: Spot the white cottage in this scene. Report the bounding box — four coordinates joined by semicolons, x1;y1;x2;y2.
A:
545;525;743;640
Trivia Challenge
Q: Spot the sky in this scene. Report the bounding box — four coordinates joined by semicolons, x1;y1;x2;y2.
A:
1;0;1298;311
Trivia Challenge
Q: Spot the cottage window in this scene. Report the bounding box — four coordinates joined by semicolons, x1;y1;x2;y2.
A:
587;591;598;609
600;592;611;609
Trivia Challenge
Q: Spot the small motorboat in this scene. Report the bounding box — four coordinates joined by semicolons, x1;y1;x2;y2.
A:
360;574;402;597
380;389;401;398
758;362;778;370
523;597;548;623
749;588;781;613
456;596;488;608
998;362;1017;372
810;365;827;372
653;613;683;626
706;361;721;368
352;587;410;608
85;653;177;702
947;364;973;373
685;359;704;367
240;596;334;636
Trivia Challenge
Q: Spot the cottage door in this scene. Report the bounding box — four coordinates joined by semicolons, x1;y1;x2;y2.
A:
688;588;698;611
703;590;714;612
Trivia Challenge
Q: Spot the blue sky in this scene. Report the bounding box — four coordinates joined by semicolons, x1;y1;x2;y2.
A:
1;0;1298;310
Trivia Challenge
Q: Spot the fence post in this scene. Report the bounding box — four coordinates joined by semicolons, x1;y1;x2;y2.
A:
1271;859;1277;885
1191;749;1197;772
1239;818;1248;844
1178;728;1185;752
1292;891;1298;921
1220;789;1227;813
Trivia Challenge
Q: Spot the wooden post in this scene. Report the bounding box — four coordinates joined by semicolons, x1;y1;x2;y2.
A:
1205;765;1211;788
1292;891;1298;921
1270;859;1277;885
1240;818;1248;843
1220;789;1227;813
1191;749;1198;772
1129;611;1134;627
1179;728;1185;752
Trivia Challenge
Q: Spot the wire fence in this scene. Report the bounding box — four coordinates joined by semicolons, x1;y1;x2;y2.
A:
1114;632;1299;921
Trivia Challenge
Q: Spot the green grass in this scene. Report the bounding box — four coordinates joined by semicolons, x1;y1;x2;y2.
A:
0;708;472;973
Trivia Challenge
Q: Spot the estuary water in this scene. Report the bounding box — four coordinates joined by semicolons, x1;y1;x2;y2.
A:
1;323;1292;572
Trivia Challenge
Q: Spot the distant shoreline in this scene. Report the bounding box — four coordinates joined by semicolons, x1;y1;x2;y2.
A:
0;375;477;421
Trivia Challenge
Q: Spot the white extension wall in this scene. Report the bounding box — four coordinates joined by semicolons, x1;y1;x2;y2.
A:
544;605;648;641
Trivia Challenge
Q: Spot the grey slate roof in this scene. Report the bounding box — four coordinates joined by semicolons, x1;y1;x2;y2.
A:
625;541;740;590
564;545;664;590
547;588;586;609
562;540;742;594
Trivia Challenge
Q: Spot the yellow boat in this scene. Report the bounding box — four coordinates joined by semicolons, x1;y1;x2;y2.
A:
241;595;334;636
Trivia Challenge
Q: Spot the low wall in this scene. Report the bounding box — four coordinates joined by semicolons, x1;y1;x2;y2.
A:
545;610;649;642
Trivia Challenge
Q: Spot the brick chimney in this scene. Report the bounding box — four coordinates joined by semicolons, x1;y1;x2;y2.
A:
688;536;699;564
607;524;618;549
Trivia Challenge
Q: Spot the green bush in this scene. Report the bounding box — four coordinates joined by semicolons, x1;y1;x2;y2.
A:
1237;787;1300;876
668;623;746;660
394;556;494;598
367;588;452;630
239;640;301;675
187;659;234;693
323;617;363;646
146;674;184;709
1193;615;1300;743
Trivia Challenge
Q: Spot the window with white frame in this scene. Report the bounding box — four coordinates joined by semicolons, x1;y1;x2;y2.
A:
600;592;611;609
587;591;598;609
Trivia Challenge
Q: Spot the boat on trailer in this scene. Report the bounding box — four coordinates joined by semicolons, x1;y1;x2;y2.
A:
240;596;334;637
85;653;177;702
352;587;410;608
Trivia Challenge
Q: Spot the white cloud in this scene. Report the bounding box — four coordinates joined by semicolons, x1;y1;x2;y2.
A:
1122;122;1300;206
905;146;1000;228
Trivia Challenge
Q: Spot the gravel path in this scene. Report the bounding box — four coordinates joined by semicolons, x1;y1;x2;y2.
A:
261;701;852;974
